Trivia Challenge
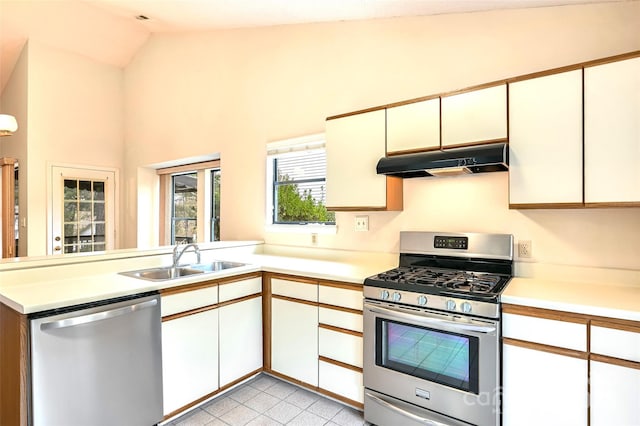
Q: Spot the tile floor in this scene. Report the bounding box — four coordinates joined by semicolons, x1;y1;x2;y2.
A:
166;373;367;426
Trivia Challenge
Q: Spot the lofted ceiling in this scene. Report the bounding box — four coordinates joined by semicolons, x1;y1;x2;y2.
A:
0;0;630;92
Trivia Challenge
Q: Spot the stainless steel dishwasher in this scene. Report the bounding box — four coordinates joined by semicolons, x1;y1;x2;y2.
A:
29;292;163;426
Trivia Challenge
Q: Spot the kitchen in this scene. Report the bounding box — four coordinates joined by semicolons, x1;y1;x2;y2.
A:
1;0;640;425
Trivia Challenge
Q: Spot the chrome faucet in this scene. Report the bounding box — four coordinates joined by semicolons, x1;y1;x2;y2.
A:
172;243;201;268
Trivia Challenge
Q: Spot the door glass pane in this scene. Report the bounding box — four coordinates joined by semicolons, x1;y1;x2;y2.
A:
62;178;108;254
171;173;197;244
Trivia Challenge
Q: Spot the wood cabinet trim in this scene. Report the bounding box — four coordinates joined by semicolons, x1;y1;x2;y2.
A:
160;280;218;296
509;202;585;210
441;138;508;150
591;353;640;370
0;303;28;426
263;275;272;371
585;202;640;208
266;370;320;393
217;272;263;285
318;302;363;316
502;304;590;325
319;281;362;292
271;294;319;308
327;176;403;212
387;146;441;157
319;355;363;373
319;323;363;338
503;337;588;360
591;318;640;333
161;303;219;322
269;274;319;285
218;293;261;309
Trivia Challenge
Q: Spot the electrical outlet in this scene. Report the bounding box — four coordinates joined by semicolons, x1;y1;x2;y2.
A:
518;240;532;258
311;233;318;245
355;215;369;232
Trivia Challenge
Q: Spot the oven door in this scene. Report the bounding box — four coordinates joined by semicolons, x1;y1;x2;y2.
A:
363;300;500;426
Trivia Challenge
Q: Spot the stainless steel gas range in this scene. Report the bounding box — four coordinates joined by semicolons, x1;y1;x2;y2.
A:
363;231;514;426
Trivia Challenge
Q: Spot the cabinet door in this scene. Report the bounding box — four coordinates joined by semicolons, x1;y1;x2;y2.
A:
584;56;640;204
325;110;389;209
441;84;507;147
219;297;263;387
509;70;583;206
502;343;588;426
590;360;640;426
319;360;364;404
271;298;318;386
386;98;440;153
162;309;219;416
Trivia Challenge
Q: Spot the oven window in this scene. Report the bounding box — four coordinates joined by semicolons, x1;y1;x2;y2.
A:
376;318;479;394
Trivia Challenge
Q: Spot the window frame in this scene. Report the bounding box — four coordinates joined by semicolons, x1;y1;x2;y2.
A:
265;134;336;234
158;159;221;245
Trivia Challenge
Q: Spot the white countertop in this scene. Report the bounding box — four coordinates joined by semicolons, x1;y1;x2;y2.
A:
503;276;640;322
0;243;397;314
1;243;638;321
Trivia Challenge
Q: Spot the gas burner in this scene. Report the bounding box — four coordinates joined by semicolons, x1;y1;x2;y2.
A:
374;267;504;295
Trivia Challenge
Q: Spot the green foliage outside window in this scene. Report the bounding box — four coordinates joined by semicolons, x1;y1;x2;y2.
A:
276;174;335;223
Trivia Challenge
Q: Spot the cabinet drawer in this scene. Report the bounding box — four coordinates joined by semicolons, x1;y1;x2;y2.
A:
161;285;218;317
319;360;363;404
591;323;640;363
219;277;262;303
319;307;363;333
319;327;363;368
271;278;317;302
318;285;362;310
502;312;587;351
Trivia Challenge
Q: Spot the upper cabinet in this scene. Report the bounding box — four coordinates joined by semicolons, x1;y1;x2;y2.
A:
386;98;440;154
508;70;584;207
326;110;402;211
584;56;640;206
441;84;507;148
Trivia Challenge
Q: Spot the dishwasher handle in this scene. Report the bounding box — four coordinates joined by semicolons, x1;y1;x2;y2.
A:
40;298;158;331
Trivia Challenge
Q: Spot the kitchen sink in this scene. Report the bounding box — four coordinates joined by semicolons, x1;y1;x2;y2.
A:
120;261;247;281
188;261;247;272
119;266;204;281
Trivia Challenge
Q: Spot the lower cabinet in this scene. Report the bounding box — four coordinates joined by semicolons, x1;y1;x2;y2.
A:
219;296;263;387
271;297;319;386
162;308;219;416
502;304;640;426
502;342;588;426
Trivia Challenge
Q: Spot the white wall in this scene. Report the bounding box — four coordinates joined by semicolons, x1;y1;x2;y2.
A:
21;41;124;256
124;2;640;270
1;43;29;256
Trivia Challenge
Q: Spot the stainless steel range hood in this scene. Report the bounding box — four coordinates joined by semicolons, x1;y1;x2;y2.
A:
376;142;508;178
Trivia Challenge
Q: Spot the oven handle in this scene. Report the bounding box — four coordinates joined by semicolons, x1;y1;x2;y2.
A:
365;303;496;333
365;391;452;426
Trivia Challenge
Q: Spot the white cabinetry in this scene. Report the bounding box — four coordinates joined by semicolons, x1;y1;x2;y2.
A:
584;56;640;205
317;283;364;405
386;98;440;154
509;70;583;207
441;84;507;147
218;275;263;388
325;110;402;211
270;276;318;386
589;320;640;426
502;305;588;426
161;284;219;416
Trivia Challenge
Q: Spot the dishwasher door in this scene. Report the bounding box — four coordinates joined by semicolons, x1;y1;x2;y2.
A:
30;293;163;426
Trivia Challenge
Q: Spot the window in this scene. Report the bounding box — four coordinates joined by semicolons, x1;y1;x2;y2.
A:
267;135;335;227
158;160;221;245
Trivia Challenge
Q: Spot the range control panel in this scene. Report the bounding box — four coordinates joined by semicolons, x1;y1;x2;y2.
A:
434;236;468;250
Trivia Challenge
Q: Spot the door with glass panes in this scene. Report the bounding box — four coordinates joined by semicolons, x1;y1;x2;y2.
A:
50;166;116;255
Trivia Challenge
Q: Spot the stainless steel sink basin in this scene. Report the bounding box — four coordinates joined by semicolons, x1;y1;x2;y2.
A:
120;260;247;281
189;261;247;272
119;266;204;281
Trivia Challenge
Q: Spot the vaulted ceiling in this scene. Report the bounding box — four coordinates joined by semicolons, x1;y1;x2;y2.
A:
0;0;629;92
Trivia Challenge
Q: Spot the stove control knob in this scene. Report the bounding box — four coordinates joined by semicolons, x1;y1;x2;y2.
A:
461;302;472;313
446;300;457;311
417;295;428;306
380;290;390;300
393;292;402;302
